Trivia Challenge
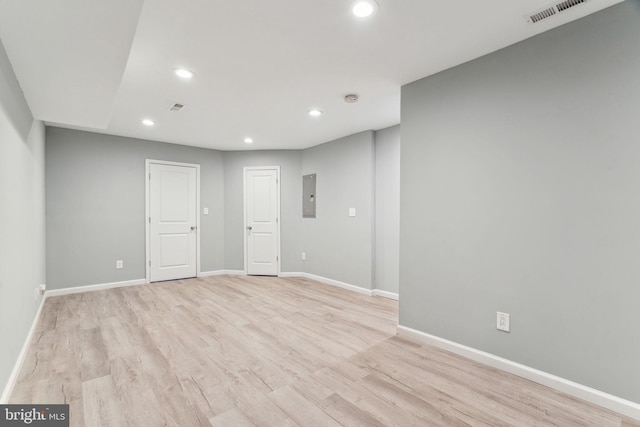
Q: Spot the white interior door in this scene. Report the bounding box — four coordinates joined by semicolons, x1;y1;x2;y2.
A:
148;162;198;282
244;167;280;276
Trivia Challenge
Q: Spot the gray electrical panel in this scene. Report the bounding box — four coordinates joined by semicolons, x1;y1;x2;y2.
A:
303;174;316;218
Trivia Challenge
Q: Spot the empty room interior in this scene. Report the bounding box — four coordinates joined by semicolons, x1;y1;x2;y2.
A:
1;0;639;425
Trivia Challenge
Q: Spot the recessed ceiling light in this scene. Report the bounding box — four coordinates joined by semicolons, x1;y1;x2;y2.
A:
244;137;254;144
308;109;323;117
352;0;378;18
174;68;195;79
142;119;155;126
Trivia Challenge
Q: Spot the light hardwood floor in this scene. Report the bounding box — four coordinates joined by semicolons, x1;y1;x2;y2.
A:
10;275;639;426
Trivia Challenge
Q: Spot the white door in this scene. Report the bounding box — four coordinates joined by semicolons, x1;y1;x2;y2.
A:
244;167;280;276
148;162;198;282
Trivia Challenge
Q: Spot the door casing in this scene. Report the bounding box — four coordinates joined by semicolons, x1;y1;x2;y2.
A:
243;166;281;276
145;159;201;282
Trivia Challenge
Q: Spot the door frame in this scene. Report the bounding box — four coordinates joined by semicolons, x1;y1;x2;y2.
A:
145;159;201;283
243;166;281;276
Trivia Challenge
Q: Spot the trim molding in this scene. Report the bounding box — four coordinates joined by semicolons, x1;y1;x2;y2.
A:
243;166;281;276
280;272;399;301
199;270;245;277
145;159;201;284
1;295;47;403
278;272;307;280
397;325;640;420
46;279;147;297
280;272;373;296
372;289;399;300
278;272;305;278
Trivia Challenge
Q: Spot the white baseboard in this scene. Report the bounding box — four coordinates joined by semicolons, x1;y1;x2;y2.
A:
280;272;373;296
278;272;305;279
397;325;640;421
44;273;249;296
372;289;399;300
45;278;147;297
281;272;399;301
199;270;245;277
1;294;47;403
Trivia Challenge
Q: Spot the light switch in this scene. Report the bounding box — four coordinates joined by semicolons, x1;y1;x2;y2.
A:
349;208;356;217
203;207;209;215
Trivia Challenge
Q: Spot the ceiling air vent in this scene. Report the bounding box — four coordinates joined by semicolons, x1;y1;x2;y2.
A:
169;103;185;112
527;0;587;23
529;7;556;23
556;0;586;12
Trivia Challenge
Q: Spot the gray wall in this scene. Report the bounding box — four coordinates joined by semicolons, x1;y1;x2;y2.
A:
0;39;46;397
46;128;225;289
46;127;396;292
301;131;375;289
400;1;640;403
222;150;303;272
375;125;400;294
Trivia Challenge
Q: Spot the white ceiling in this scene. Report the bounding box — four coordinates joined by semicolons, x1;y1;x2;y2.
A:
0;0;623;150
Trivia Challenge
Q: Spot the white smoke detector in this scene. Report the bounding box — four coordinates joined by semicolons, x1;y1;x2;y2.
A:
344;94;359;103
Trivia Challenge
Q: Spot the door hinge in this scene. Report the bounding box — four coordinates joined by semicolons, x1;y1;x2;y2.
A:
149;217;151;224
149;260;151;267
276;217;278;223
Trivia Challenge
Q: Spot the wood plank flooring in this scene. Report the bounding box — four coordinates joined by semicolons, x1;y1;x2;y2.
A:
9;275;639;426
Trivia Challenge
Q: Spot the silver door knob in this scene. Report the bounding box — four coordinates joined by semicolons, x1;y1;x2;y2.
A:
191;226;197;230
247;226;252;230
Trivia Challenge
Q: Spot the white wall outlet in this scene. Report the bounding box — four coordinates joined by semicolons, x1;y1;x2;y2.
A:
349;208;356;217
203;207;209;215
116;260;123;269
497;312;510;332
39;284;46;295
301;252;306;261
